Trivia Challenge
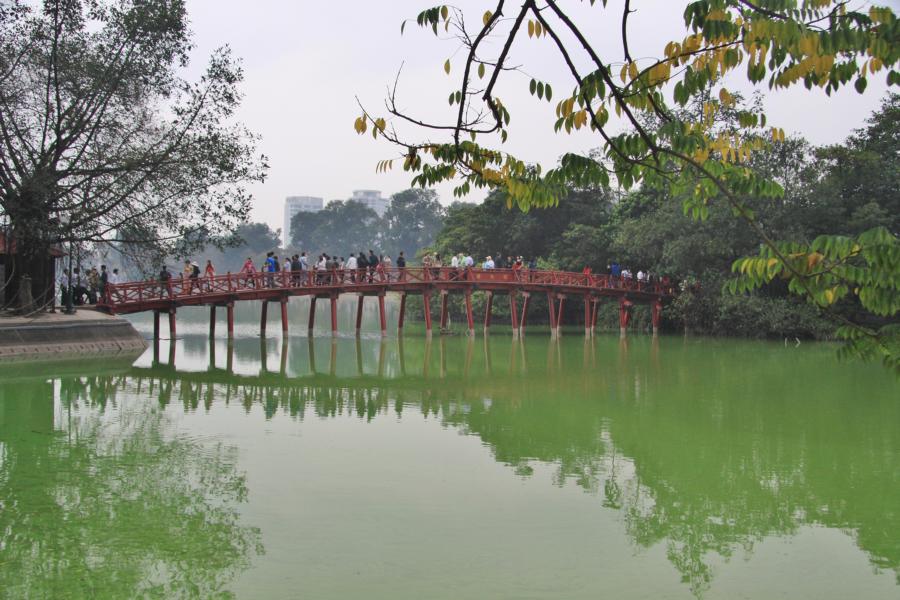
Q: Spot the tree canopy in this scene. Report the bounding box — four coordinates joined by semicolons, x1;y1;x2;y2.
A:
0;0;266;310
289;189;446;260
357;1;899;368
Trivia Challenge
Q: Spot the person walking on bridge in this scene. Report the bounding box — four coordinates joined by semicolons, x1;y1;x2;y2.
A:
189;261;201;294
300;252;309;285
241;257;256;289
396;251;406;281
204;260;215;291
264;252;276;288
159;265;172;298
346;253;358;283
367;250;379;283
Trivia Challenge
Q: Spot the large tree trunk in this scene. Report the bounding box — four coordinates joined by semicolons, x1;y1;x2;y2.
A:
6;199;54;314
12;238;54;314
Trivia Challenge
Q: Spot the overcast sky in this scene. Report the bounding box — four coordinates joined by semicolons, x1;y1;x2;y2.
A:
183;0;898;234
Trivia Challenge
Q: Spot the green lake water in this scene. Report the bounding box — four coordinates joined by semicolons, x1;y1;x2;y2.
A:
0;301;898;599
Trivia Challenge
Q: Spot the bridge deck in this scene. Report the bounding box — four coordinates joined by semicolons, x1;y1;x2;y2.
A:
99;267;673;337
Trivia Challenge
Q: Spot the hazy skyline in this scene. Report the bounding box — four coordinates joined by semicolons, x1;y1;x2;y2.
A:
184;0;899;234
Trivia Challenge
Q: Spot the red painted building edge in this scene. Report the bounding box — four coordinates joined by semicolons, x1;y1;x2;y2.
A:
0;232;66;257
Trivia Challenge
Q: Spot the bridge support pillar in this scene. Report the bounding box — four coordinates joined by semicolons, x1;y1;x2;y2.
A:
227;303;234;338
509;292;519;338
464;290;474;337
398;293;407;335
651;299;662;336
281;299;289;334
209;305;216;338
153;310;160;340
583;296;591;338
483;291;493;334
308;297;317;334
260;301;268;337
520;293;530;336
619;297;633;337
378;294;387;337
330;295;338;337
557;295;565;338
439;291;449;331
547;293;557;337
591;300;599;335
168;308;176;339
356;295;364;336
423;292;433;338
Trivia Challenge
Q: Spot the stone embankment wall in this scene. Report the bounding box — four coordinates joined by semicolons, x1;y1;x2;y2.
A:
0;313;147;361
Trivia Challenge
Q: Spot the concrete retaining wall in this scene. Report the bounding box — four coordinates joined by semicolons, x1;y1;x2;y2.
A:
0;316;147;362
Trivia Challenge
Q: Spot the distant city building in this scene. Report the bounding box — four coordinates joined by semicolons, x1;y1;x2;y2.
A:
350;189;388;217
284;196;323;246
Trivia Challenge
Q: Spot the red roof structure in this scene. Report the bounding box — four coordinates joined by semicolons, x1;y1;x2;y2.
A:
0;232;66;257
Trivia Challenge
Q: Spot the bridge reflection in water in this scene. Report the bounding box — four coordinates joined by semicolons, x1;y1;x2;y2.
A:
2;335;897;598
129;334;900;597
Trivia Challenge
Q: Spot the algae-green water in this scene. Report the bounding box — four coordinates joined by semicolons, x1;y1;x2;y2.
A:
0;303;897;599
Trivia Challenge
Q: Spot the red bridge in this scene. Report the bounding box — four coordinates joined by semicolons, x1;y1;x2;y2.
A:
98;267;675;338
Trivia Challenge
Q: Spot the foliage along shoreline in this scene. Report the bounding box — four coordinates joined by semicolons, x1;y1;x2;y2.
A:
424;94;898;341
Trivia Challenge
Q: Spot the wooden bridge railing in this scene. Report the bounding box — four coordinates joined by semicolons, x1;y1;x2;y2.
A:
99;267;676;339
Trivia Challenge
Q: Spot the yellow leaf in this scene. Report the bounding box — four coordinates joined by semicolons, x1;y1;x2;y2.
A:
483;10;492;26
478;63;486;79
441;5;448;20
444;59;451;75
528;20;535;38
620;63;628;83
718;88;733;105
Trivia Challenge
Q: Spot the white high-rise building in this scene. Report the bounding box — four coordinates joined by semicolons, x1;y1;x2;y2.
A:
284;196;323;246
350;189;389;217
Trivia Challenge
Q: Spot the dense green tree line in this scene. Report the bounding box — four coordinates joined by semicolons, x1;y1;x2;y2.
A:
429;95;898;339
288;189;445;261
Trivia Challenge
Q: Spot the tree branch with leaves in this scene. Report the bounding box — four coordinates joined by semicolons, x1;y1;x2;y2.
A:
356;0;899;369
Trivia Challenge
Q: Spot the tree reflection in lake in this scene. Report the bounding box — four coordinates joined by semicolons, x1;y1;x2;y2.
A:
124;333;900;595
0;375;264;598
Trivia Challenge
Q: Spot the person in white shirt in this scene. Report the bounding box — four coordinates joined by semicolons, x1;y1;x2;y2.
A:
483;256;495;269
299;252;309;285
450;254;459;268
346;254;358;282
109;269;120;285
464;254;474;267
637;270;645;281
